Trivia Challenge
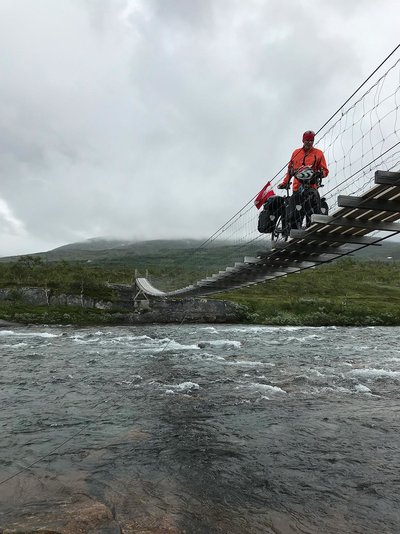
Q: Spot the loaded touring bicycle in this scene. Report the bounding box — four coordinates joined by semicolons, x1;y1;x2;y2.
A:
257;167;329;242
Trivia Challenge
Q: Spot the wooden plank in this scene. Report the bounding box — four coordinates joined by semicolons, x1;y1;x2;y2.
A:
374;170;400;186
279;242;355;255
229;269;286;281
257;260;303;270
290;229;382;246
291;254;343;263
311;214;400;232
244;256;263;264
338;195;400;213
272;266;301;273
255;271;290;278
259;260;317;269
275;260;317;268
263;253;341;263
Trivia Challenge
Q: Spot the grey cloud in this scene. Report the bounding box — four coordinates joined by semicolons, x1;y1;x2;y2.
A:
140;0;215;30
0;0;399;256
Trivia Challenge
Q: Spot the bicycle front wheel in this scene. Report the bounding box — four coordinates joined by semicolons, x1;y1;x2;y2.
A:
271;215;288;242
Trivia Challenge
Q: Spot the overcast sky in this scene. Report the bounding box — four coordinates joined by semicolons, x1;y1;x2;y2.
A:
0;0;399;256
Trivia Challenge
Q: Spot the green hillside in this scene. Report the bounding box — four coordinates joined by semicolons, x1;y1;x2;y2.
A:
0;238;262;290
1;236;400;294
0;247;399;325
2;236;399;270
217;257;400;326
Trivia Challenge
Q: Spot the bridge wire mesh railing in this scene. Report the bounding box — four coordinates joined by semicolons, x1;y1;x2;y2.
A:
148;45;400;292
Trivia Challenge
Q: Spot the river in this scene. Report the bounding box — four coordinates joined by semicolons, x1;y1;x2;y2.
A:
1;324;400;533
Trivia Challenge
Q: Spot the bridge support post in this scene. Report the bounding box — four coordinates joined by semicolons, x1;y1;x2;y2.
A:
133;281;151;310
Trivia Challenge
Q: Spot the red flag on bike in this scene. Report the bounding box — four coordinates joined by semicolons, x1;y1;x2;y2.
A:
254;181;275;209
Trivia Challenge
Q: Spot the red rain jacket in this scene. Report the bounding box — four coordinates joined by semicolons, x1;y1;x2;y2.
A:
281;146;329;191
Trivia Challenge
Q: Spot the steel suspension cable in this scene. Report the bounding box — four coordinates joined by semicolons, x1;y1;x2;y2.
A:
196;42;400;251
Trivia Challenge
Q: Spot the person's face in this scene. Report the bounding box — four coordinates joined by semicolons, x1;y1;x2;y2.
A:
303;138;314;150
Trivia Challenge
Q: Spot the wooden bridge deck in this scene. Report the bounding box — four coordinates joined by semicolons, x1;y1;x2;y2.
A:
136;170;400;298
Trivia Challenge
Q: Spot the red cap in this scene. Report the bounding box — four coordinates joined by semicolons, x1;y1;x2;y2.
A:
302;130;315;142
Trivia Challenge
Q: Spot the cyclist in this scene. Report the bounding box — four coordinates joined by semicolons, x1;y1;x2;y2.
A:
278;130;329;229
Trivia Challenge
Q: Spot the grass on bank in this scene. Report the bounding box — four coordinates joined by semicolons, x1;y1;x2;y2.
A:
0;302;130;326
0;256;400;326
0;255;204;295
215;258;400;326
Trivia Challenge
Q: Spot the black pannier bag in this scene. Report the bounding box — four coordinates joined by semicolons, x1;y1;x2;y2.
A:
257;195;285;233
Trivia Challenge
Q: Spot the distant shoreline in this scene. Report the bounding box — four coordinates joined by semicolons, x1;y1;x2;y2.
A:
1;304;399;327
0;295;249;327
0;258;399;327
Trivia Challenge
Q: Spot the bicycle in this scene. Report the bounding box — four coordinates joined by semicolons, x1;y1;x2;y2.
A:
258;168;328;242
285;167;328;230
270;188;291;242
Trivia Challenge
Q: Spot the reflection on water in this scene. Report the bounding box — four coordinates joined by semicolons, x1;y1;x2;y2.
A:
1;325;400;533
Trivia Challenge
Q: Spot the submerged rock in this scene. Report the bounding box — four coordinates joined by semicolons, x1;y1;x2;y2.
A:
2;499;119;533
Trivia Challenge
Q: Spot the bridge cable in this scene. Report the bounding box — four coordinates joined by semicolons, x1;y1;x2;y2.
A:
192;42;400;253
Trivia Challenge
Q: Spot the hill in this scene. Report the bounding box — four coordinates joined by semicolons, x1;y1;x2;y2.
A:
0;237;399;283
0;238;260;288
0;237;258;292
3;236;400;260
0;237;399;326
49;237;209;255
0;238;213;263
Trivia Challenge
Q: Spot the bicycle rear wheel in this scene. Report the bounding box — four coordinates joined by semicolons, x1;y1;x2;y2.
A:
271;215;289;242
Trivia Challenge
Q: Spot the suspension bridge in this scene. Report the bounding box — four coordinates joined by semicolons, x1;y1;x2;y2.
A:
135;46;400;301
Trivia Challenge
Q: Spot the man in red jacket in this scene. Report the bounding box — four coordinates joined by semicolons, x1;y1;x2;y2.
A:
278;130;329;230
278;130;329;191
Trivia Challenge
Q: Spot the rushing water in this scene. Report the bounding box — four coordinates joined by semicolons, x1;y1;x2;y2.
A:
0;324;400;533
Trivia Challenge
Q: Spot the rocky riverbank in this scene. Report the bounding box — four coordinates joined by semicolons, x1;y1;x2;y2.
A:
0;286;249;325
